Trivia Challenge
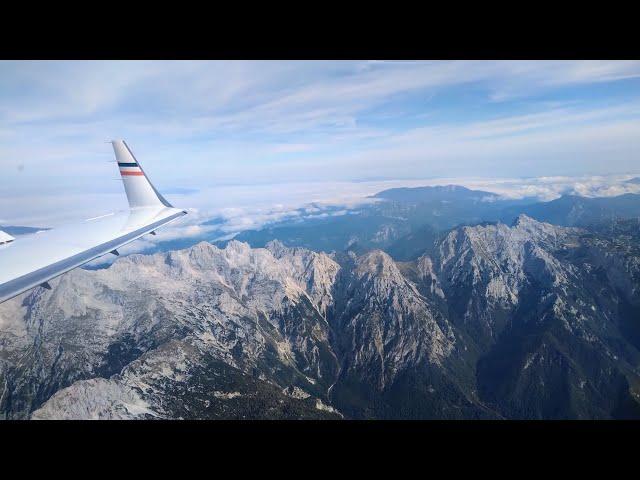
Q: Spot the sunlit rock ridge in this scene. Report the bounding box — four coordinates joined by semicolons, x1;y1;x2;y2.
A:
1;215;639;419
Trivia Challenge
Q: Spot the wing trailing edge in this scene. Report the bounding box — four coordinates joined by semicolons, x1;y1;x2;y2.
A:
0;231;15;245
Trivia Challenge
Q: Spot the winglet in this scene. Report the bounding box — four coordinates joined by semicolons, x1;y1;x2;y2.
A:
111;140;173;209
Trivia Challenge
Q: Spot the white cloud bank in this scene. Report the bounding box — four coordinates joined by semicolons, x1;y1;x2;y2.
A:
34;170;636;268
4;174;640;231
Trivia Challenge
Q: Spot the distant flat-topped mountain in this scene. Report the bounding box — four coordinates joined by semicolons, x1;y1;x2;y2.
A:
229;185;530;255
372;184;500;203
0;225;48;235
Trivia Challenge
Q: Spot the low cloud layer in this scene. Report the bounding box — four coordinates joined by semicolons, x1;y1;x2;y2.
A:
5;174;640;230
46;171;640;268
445;174;640;202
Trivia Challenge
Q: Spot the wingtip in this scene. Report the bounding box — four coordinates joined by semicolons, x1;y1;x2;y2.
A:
0;230;15;245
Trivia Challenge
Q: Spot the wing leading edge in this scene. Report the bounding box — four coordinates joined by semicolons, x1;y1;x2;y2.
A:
0;140;187;304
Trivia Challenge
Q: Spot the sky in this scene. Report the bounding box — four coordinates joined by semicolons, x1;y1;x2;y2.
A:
1;60;640;228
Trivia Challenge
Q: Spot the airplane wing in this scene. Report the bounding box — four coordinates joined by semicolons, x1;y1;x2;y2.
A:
0;230;15;245
0;140;187;304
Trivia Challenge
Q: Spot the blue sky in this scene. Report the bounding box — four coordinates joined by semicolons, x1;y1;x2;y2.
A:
1;60;640;227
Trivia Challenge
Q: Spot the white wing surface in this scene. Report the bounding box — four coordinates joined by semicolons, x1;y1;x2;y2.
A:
0;140;187;304
0;231;15;244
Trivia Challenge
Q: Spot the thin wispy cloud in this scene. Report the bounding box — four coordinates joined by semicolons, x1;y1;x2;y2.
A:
1;60;639;226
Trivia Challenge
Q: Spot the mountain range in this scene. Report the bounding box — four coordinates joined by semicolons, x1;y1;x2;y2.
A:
1;211;639;419
228;186;640;261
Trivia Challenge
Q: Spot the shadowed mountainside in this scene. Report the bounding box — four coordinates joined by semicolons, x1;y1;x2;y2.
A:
1;214;639;419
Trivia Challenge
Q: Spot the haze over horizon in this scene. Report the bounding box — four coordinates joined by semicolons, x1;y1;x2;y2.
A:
1;60;640;227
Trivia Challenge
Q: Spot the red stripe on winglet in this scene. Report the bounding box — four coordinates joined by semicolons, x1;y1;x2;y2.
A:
121;171;145;176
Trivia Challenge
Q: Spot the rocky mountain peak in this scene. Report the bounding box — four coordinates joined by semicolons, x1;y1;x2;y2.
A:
512;214;575;244
265;239;288;258
3;211;640;421
434;216;578;318
349;249;419;301
354;249;400;278
264;239;340;314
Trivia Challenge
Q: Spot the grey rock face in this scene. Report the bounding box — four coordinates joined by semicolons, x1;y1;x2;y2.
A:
2;215;640;419
424;216;640;418
2;241;343;419
333;250;454;388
